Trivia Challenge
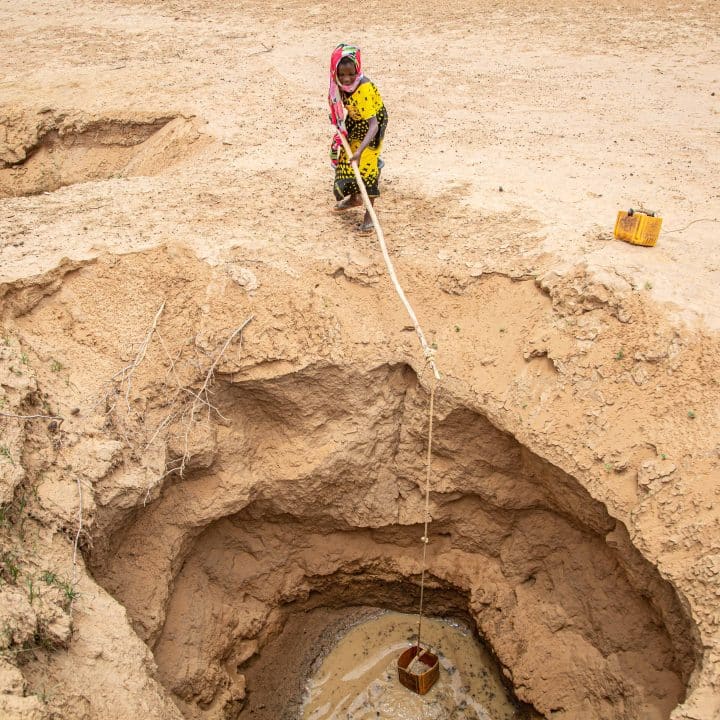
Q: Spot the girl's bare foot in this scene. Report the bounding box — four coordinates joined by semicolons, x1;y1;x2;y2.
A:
334;194;362;211
358;208;375;232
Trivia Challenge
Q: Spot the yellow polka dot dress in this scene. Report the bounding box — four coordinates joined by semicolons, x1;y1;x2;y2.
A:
333;80;388;200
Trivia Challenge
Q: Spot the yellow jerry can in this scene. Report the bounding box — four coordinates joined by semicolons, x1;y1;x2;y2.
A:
614;209;662;247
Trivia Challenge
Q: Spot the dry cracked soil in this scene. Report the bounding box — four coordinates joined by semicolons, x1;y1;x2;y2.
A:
0;1;719;719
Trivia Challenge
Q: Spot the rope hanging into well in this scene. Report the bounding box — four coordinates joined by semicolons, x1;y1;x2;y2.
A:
335;132;439;652
416;377;436;652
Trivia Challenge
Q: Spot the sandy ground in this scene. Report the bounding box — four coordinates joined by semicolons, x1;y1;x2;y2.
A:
1;1;719;719
0;0;718;327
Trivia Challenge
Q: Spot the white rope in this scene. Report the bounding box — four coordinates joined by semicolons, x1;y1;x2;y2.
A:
336;133;441;382
335;132;440;655
416;379;436;651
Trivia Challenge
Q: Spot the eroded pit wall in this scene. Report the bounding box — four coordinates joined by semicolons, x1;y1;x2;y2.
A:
91;365;695;720
0;108;209;198
1;246;717;720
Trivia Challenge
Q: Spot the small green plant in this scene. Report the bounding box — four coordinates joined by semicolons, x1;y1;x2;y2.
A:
660;453;667;460
0;446;14;465
38;570;79;608
35;687;51;704
687;409;696;419
454;325;460;333
50;359;64;372
2;553;20;583
40;570;58;585
644;281;653;290
2;624;12;646
10;493;28;541
60;582;80;608
615;349;624;360
604;462;613;472
26;577;36;604
20;352;29;365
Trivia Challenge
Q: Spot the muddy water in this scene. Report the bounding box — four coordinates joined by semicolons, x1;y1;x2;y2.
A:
301;612;520;720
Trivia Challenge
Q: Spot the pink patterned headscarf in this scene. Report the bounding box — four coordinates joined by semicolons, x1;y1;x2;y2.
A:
328;43;363;132
328;43;362;167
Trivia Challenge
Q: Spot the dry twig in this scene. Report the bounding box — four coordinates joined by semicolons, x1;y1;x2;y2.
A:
248;43;273;56
192;315;254;422
111;300;166;415
0;412;64;425
140;315;254;504
70;474;83;611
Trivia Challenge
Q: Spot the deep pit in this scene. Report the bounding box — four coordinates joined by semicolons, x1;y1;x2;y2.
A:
0;110;208;197
2;2;720;718
89;363;695;720
1;247;711;720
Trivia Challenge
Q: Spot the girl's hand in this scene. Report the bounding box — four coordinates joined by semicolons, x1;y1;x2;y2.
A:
350;149;362;165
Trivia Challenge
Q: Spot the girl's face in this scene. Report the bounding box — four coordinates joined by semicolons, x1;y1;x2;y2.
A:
337;61;357;87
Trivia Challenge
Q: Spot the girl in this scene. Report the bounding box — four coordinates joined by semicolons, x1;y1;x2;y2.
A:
328;43;388;232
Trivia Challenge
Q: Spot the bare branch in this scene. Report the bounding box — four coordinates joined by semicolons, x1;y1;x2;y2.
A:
248;43;273;56
106;314;254;507
71;474;83;611
0;412;64;425
193;315;254;422
198;316;253;394
111;301;166;414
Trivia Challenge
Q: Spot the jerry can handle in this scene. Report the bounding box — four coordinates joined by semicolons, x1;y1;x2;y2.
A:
628;208;656;218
